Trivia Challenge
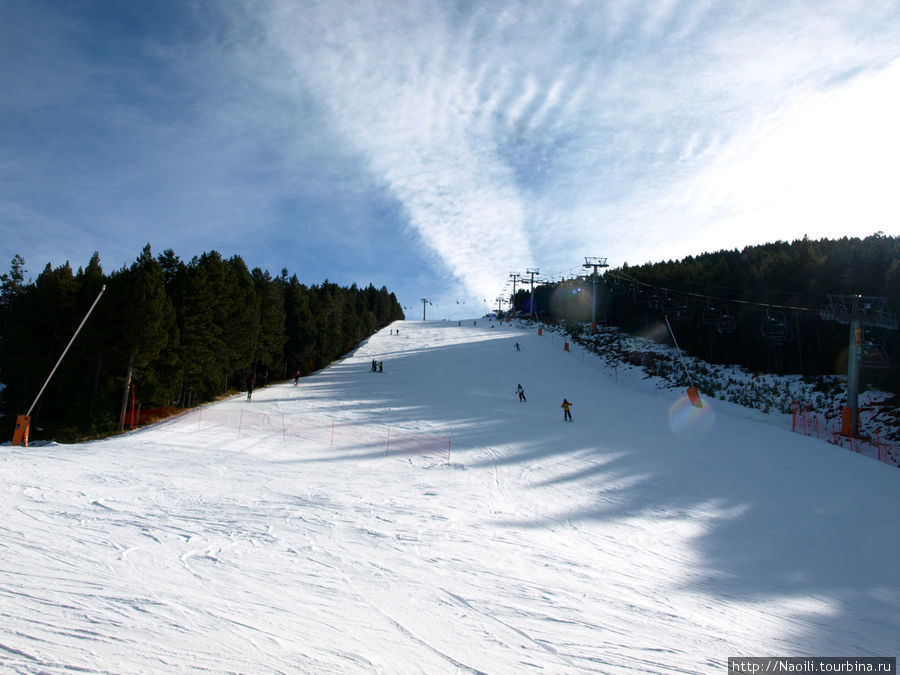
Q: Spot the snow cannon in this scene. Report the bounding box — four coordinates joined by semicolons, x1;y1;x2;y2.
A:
686;386;702;409
12;414;30;447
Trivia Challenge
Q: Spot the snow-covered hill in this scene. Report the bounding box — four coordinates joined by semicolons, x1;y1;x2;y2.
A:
2;319;898;673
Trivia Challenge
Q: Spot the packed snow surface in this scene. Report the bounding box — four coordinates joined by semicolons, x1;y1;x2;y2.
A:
2;320;898;673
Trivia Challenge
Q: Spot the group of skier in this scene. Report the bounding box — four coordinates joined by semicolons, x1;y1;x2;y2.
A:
516;383;572;421
248;334;572;421
514;342;572;421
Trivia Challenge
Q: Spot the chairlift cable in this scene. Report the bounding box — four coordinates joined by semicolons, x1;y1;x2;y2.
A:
607;270;820;315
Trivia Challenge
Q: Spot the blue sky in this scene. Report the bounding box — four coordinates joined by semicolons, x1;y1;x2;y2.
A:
2;1;899;319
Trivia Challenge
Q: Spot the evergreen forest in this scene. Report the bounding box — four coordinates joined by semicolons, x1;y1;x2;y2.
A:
0;245;405;442
515;234;900;394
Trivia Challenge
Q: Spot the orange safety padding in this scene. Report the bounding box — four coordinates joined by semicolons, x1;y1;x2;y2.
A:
841;406;852;436
12;414;30;446
687;387;702;408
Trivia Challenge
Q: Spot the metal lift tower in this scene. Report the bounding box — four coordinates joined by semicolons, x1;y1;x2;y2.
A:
525;268;540;317
820;294;897;437
583;257;609;332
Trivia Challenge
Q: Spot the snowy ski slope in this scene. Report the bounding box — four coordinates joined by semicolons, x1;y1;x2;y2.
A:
1;319;898;673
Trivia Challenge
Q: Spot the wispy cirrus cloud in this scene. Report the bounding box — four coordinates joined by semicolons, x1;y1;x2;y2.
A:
3;0;898;315
248;0;900;303
254;1;543;299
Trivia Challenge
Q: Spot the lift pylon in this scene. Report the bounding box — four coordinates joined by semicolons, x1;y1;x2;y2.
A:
821;294;897;437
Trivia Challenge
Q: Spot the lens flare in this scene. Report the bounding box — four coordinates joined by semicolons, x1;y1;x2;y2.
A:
668;394;715;438
550;284;592;318
639;320;669;343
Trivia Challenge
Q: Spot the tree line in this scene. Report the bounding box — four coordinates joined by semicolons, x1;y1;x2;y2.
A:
515;234;900;392
0;245;405;441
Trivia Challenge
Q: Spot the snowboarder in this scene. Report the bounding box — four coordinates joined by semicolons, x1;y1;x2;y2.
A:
561;398;572;421
247;378;254;401
517;384;527;402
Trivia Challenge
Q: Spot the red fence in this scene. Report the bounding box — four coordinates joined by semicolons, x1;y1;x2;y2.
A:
163;406;452;464
791;399;897;468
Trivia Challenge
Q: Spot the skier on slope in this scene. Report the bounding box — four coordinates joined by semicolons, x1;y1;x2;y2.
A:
561;398;572;421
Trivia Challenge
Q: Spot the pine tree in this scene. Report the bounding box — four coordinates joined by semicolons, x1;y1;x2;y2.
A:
116;245;176;431
179;252;229;401
224;255;260;388
0;254;27;333
281;271;315;376
252;268;286;384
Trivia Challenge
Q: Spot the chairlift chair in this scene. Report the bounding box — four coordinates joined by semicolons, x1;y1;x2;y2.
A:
701;303;724;326
608;278;626;295
676;303;693;321
761;308;792;342
860;332;889;369
717;312;737;333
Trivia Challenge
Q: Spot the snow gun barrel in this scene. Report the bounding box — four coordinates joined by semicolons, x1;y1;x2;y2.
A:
664;314;702;409
12;284;107;446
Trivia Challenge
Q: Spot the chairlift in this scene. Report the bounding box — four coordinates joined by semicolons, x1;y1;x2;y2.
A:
717;312;736;333
676;303;693;322
860;332;889;369
608;278;627;295
701;302;724;326
761;308;793;342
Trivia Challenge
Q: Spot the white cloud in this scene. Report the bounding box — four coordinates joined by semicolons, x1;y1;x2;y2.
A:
686;58;900;245
255;1;561;301
4;0;900;312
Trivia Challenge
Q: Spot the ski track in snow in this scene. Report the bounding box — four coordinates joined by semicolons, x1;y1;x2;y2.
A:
1;320;898;673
